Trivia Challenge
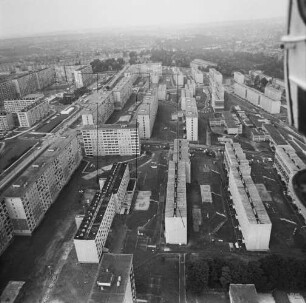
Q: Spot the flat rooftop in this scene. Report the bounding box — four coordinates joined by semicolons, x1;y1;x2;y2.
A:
263;124;287;145
89;254;133;303
75;162;128;240
82;123;137;130
4;135;77;197
165;161;187;218
229;284;258;303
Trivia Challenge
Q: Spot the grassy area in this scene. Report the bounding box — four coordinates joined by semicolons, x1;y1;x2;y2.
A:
35;114;69;133
0;138;38;172
134;254;179;303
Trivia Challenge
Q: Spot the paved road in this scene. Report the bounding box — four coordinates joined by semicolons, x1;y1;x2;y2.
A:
179;253;187;303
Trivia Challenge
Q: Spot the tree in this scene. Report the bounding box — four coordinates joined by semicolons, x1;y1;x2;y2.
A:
186;260;209;294
260;77;268;88
219;266;232;289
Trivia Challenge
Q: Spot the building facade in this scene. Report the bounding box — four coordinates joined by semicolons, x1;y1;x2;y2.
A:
12;72;39;97
81;123;140;156
4;94;44;113
0;199;14;256
35;67;56;89
233;72;245;84
0;80;18;102
185;97;198;141
74;163;130;263
0;111;14;131
4;135;82;235
224;142;272;250
17;99;49;127
74;65;94;88
274;145;306;219
92;254;137;303
164;161;187;245
82;91;114;126
137;88;158;139
209;68;225;111
112;75;136;109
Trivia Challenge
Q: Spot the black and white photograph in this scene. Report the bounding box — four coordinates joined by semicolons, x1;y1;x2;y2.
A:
1;0;306;302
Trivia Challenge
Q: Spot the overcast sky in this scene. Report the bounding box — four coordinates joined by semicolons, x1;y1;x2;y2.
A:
0;0;287;38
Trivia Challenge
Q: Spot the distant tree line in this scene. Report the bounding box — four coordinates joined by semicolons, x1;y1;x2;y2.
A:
90;58;125;73
186;254;306;295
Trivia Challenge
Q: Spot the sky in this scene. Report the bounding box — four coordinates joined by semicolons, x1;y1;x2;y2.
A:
0;0;288;38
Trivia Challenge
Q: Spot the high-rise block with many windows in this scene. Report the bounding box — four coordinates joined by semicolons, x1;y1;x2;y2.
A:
4;135;82;235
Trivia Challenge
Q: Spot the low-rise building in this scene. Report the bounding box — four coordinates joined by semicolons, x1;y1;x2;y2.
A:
90;254;137;303
74;163;130;263
137;88;158;139
81;123;140;156
251;129;267;142
224;142;272;250
0;199;14;256
0;111;14;131
4;135;82;235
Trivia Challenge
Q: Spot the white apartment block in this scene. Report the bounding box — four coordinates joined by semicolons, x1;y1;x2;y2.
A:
233;72;245;84
0;111;14;131
12;72;39;97
233;83;281;114
209;68;225;111
224;142;272;251
4;94;44;113
74;163;130;263
190;59;217;70
165;160;187;245
264;85;282;101
74;65;94;88
0;80;18;102
136;62;162;76
0;199;14;256
112;75;137;109
81;90;114;126
137;88;158;139
158;84;166;101
81;123;140;156
54;65;82;83
93;254;137;303
173;139;191;183
192;68;204;84
185;97;198;141
181;88;193;110
17;99;49;127
4;135;82;235
35;67;56;89
151;73;159;84
274;145;306;219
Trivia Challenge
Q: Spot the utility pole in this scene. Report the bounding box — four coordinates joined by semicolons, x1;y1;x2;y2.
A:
96;103;99;185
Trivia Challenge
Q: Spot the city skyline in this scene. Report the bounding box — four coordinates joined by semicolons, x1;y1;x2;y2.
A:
0;0;287;38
